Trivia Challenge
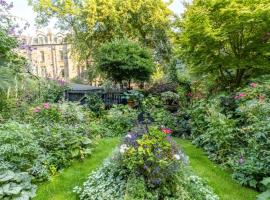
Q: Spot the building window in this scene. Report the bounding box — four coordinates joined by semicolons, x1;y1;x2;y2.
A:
45;37;48;44
60;67;65;78
41;67;46;77
59;50;64;61
39;37;44;45
54;37;58;43
40;51;45;62
33;38;38;45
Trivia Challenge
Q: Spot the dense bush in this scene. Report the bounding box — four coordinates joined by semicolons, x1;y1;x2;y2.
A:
0;122;41;172
188;81;270;189
121;127;185;187
89;105;137;137
84;93;105;117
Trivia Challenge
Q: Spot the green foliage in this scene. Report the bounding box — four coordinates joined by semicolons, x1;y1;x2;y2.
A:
73;156;128;200
58;101;90;124
84;93;105;116
143;95;177;130
177;0;270;88
95;39;154;84
188;81;270;189
32;103;62;125
121;128;182;187
35;125;94;173
257;178;270;200
161;91;180;105
89;105;137;137
29;0;174;62
75;131;219;200
0;170;37;200
0;122;41;172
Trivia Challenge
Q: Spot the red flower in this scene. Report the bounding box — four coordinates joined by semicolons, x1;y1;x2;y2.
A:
161;128;172;134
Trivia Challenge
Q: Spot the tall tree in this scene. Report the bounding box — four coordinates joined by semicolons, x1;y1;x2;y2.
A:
94;39;154;87
29;0;175;63
177;0;270;89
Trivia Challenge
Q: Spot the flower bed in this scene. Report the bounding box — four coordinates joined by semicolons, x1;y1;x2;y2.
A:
74;127;219;200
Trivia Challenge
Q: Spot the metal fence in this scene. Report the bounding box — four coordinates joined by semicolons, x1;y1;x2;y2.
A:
65;89;126;107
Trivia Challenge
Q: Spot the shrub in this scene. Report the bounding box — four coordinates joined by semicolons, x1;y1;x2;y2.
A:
188;81;270;189
36;125;94;171
58;101;90;124
231;101;270;188
93;105;137;137
84;93;105;117
0;122;41;172
161;91;179;105
121;128;185;187
32;103;62;125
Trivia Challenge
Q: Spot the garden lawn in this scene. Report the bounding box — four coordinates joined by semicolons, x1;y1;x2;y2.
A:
34;138;120;200
176;139;258;200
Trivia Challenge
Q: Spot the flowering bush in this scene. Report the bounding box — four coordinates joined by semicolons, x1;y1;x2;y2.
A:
32;102;62;124
121;127;188;187
74;128;218;200
189;81;270;189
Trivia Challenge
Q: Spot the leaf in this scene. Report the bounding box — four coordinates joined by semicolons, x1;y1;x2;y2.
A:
3;182;23;195
262;178;270;187
71;148;80;158
257;191;270;200
82;138;92;145
0;170;15;182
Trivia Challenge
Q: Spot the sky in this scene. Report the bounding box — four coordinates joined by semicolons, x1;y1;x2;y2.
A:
11;0;186;35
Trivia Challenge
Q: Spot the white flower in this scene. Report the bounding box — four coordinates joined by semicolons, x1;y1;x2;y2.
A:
120;144;129;154
173;154;181;160
125;134;132;138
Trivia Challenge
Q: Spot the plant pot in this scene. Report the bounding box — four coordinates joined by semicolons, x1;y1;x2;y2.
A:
127;100;135;108
165;104;178;113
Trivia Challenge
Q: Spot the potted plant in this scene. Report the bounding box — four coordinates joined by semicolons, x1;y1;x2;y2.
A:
124;90;144;108
161;91;180;112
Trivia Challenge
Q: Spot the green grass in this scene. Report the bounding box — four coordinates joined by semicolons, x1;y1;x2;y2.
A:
34;137;120;200
175;139;258;200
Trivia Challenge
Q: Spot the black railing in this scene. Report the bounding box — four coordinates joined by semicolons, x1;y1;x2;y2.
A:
65;89;126;106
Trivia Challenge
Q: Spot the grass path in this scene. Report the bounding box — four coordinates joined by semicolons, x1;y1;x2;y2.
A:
34;138;120;200
175;139;258;200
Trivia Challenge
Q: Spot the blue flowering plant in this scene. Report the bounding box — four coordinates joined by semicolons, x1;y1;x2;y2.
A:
120;127;188;187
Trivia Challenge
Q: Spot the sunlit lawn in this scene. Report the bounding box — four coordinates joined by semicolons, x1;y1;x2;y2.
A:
34;138;120;200
176;139;258;200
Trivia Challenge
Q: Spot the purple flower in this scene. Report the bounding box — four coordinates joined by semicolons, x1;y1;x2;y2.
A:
151;178;161;185
239;156;245;164
0;0;8;6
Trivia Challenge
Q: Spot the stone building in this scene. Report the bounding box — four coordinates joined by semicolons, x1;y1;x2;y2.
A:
20;30;86;81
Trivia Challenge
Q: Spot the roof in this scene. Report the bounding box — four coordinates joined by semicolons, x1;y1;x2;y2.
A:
69;83;103;91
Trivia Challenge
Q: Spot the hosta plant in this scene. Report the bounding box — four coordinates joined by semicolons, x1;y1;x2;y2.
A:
0;170;37;200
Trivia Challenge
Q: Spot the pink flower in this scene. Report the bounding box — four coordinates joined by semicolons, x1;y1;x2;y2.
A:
250;83;257;88
259;95;265;102
187;92;193;97
43;102;50;109
161;128;172;134
239;93;246;97
34;107;41;113
234;95;240;100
